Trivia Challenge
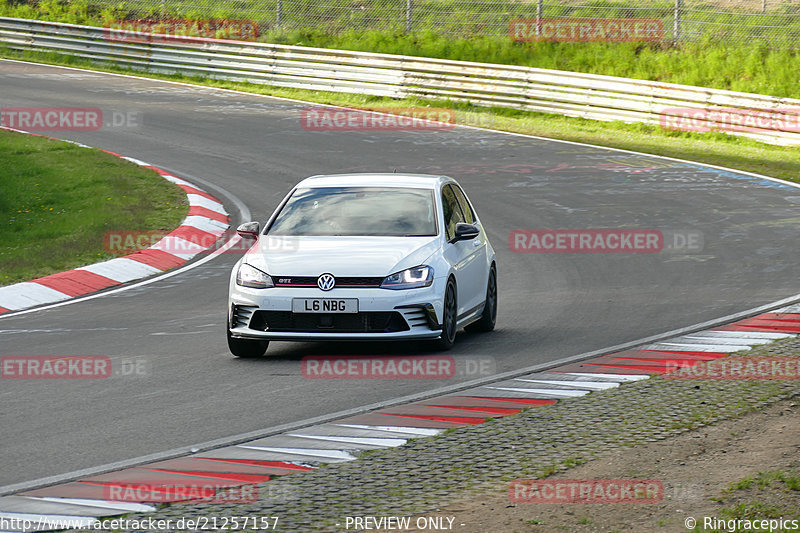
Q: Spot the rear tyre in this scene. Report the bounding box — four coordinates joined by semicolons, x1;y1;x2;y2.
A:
466;266;497;333
434;278;458;351
227;328;269;358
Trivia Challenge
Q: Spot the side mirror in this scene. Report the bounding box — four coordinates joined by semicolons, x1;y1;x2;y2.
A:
236;221;261;240
450;222;480;243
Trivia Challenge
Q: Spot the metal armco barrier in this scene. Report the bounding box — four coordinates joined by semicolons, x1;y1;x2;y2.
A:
2;17;799;146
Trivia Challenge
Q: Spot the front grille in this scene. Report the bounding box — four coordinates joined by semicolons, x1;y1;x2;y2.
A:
273;276;383;288
251;311;409;333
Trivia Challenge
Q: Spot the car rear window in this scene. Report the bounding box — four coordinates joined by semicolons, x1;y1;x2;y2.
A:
267;186;438;237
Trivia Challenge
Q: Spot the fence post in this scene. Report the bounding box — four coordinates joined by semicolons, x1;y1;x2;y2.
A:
276;0;283;28
673;0;682;43
536;0;543;37
406;0;413;33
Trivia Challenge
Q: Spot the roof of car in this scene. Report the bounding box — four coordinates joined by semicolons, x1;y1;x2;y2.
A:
297;173;452;189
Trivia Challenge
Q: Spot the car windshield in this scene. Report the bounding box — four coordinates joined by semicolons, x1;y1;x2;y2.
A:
267;186;438;236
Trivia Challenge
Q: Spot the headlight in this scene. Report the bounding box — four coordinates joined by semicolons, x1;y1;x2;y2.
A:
236;263;273;289
381;265;434;290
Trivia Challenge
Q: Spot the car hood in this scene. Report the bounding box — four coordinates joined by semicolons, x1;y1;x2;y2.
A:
243;235;441;277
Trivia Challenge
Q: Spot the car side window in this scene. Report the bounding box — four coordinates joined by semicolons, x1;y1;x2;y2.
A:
441;184;466;240
451;184;476;225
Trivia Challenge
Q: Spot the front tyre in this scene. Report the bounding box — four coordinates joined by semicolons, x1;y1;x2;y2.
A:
227;328;269;358
466;265;497;333
434;278;458;351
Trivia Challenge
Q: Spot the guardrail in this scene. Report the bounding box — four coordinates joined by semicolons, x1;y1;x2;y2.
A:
2;16;799;146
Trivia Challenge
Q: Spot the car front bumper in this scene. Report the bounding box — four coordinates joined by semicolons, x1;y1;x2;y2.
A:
228;284;444;341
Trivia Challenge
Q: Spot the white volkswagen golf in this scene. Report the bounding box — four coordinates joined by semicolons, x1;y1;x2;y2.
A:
226;173;497;357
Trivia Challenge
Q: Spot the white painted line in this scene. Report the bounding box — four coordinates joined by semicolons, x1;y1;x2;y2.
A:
774;304;800;313
287;434;407;447
0;283;71;310
236;446;356;461
186;194;226;214
162;175;194;187
79;258;162;283
120;156;150;166
646;342;751;352
692;330;795;340
335;424;441;436
150;236;205;259
26;497;155;513
485;386;590;398
673;336;773;345
181;215;229;234
564;372;650;381
514;379;619;390
0;511;97;529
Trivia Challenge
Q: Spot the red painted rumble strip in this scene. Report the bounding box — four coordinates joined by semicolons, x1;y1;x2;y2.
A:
168;225;219;244
126;248;187;270
421;404;521;415
385;413;486;425
146;469;271;483
177;184;219;202
0;307;11;314
463;397;558;406
196;458;314;471
31;270;119;297
188;205;229;224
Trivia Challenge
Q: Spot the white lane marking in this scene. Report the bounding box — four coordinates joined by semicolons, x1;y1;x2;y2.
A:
79;258;162;283
150;236;206;259
774;304;800;313
236;446;356;460
485;386;590;397
26;497;155;513
0;283;71;310
335;424;441;436
286;434;407;447
186;194;226;213
691;330;795;340
645;342;751;352
181;215;229;233
0;511;97;528
121;156;150;166
514;379;619;390
564;372;650;381
678;335;774;345
162;175;194;187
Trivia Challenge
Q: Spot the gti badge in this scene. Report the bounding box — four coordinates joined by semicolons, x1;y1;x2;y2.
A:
317;273;335;291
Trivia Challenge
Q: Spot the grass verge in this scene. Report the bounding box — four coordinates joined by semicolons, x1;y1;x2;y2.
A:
0;129;188;286
2;47;799;187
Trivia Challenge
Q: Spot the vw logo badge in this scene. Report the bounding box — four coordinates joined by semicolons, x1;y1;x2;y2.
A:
317;273;335;291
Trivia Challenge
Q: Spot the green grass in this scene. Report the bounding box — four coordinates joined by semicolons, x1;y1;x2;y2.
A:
0;129;188;286
4;1;800;98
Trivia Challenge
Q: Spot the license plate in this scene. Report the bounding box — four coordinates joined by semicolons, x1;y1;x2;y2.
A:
292;298;358;314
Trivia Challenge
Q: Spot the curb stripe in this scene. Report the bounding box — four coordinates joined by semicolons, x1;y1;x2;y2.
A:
0;127;230;316
31;270;119;297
